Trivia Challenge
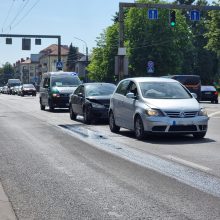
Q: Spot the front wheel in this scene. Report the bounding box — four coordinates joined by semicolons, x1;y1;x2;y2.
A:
134;115;145;140
83;106;91;124
193;132;206;139
70;104;76;120
109;111;120;133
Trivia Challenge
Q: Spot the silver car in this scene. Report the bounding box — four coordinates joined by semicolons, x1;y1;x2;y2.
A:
109;77;209;140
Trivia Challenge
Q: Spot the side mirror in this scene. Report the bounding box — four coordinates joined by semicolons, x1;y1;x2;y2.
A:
78;92;84;97
126;92;136;99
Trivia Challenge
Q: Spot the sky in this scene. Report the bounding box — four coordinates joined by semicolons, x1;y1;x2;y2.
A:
0;0;214;66
0;0;136;65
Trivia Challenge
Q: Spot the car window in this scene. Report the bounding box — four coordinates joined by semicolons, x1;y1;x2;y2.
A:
51;76;81;87
115;80;130;95
140;82;192;99
127;81;138;96
74;85;84;95
85;84;116;97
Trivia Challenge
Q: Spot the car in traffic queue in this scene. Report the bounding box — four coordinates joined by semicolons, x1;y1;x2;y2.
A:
201;85;218;104
69;83;116;124
20;84;36;96
109;77;209;140
39;71;81;111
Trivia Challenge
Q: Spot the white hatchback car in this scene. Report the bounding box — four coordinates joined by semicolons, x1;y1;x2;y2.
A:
109;77;209;140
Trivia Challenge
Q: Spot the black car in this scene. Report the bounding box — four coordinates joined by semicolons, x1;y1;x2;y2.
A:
69;83;116;124
21;84;36;96
201;86;218;104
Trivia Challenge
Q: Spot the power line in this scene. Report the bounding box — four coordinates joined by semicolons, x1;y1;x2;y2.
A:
11;0;41;31
4;0;30;33
1;0;15;33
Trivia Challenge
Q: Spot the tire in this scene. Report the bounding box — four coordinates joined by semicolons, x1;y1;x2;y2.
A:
134;115;145;140
83;106;91;124
109;111;120;133
215;99;218;104
69;104;76;120
49;100;54;112
40;99;45;110
193;132;206;139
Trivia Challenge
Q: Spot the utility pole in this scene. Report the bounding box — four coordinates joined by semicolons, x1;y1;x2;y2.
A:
118;2;220;80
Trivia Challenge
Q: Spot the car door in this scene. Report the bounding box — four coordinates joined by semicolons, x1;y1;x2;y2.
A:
71;85;84;115
122;81;139;129
40;77;49;106
112;80;130;127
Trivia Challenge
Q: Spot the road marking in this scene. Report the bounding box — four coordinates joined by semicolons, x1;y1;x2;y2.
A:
208;111;220;117
165;155;211;171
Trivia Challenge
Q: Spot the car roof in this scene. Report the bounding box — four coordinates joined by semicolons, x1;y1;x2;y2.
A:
43;71;78;77
122;77;178;83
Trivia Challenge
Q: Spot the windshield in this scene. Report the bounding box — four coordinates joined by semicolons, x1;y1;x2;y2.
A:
85;84;116;97
140;82;192;99
51;76;81;87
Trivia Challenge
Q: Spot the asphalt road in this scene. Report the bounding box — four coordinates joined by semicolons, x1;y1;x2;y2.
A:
0;94;220;220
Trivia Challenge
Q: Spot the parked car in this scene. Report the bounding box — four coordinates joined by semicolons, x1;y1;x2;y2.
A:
69;83;116;124
20;84;36;96
39;71;81;111
109;77;209;140
201;85;218;104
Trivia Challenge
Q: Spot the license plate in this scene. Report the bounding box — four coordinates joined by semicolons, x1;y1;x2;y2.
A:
205;92;211;94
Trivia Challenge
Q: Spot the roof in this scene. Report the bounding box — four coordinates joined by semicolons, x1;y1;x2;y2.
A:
40;44;69;56
122;77;177;83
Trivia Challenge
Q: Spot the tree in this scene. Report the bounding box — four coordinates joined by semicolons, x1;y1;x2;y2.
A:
0;62;15;85
66;43;79;71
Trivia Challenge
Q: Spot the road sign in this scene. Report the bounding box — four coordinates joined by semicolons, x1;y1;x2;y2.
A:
190;10;200;21
56;61;63;70
148;9;158;20
147;61;154;74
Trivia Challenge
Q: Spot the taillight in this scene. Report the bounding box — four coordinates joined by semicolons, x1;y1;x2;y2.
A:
214;91;218;95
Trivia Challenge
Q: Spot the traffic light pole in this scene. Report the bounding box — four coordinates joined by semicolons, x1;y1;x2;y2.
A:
0;34;62;62
118;2;220;80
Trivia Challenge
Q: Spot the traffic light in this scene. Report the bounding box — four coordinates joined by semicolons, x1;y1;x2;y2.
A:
170;10;176;27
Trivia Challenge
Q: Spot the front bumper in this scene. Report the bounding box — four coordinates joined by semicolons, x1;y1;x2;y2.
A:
142;115;208;133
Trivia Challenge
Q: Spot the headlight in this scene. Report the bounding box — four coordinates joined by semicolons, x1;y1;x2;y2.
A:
198;108;207;116
91;102;104;108
145;109;164;117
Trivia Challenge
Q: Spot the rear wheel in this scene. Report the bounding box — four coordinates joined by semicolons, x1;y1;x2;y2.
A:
193;132;206;139
69;104;76;120
134;115;145;140
215;99;218;104
109;111;120;133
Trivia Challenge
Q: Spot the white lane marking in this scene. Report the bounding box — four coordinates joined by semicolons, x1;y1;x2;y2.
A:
208;111;220;117
165;155;211;171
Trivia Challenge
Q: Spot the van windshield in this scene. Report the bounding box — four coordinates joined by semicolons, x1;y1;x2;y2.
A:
51;76;81;87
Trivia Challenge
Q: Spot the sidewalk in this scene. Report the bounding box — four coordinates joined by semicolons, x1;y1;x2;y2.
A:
0;182;17;220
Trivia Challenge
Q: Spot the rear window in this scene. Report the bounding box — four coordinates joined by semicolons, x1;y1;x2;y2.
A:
201;86;216;91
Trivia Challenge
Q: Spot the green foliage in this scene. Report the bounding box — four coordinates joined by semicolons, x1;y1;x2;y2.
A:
66;43;79;71
88;0;220;83
0;62;15;85
87;25;118;82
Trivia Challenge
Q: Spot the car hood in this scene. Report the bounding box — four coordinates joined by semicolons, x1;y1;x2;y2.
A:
143;98;200;111
87;95;111;105
54;86;78;94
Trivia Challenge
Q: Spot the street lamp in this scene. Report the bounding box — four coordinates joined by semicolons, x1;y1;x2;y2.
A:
74;37;88;82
